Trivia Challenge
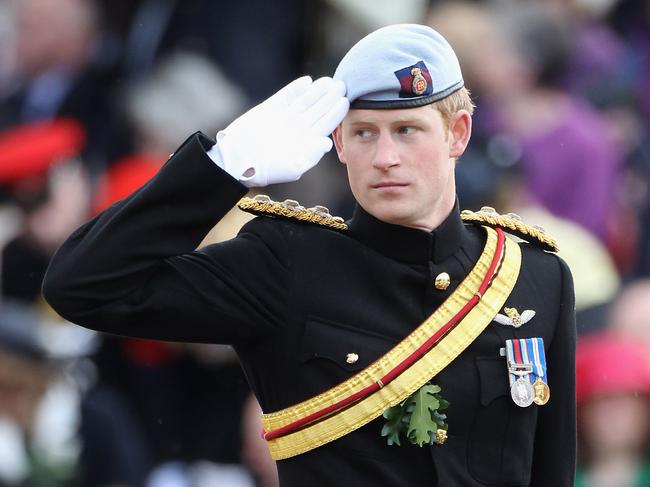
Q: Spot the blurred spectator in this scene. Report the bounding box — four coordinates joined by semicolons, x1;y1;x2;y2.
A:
576;333;650;486
609;0;650;277
89;87;255;483
0;1;15;96
0;303;150;487
96;0;308;102
89;337;253;486
428;1;625;248
123;50;246;157
0;119;90;305
608;279;650;350
545;0;650;275
241;395;279;487
0;0;129;175
93;50;247;215
547;0;629;107
0;118;153;482
427;1;622;333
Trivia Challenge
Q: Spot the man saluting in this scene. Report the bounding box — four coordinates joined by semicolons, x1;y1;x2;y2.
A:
44;24;576;486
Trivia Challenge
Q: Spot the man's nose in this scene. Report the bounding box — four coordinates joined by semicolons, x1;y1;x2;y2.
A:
371;133;400;170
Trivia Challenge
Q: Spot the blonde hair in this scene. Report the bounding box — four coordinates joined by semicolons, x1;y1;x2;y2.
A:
431;86;475;128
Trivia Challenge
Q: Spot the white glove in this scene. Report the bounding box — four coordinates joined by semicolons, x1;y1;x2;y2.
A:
208;76;349;187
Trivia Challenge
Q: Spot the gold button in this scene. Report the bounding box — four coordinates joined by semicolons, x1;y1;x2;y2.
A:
346;353;359;364
435;272;450;290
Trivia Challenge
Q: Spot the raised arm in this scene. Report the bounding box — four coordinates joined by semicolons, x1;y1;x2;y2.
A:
43;77;348;345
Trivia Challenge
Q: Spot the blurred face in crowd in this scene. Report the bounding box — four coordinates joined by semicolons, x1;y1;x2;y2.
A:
580;392;650;456
334;105;471;231
609;280;650;350
427;3;532;103
12;0;97;76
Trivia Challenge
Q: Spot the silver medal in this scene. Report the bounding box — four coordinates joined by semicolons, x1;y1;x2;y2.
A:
510;376;535;407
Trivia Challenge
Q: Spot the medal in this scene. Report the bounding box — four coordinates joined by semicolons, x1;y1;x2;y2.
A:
529;337;550;405
533;377;550;405
505;337;550;407
511;376;535;407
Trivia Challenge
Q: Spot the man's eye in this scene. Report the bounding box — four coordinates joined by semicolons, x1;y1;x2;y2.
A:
355;129;373;137
398;126;416;135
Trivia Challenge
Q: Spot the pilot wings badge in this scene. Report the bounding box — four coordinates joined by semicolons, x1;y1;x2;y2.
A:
494;307;536;328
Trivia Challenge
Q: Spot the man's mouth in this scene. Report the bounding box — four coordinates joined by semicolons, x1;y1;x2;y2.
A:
371;181;409;189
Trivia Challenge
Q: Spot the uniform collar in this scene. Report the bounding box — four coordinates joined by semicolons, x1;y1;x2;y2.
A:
347;200;466;265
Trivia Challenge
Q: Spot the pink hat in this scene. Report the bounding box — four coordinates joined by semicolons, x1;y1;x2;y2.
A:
576;332;650;405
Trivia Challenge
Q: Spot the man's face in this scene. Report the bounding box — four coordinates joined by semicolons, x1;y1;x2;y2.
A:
334;105;469;230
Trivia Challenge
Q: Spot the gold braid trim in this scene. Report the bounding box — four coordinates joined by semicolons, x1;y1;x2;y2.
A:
461;206;559;253
237;195;348;231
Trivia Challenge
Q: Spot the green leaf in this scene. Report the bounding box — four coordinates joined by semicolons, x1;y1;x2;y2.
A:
406;385;442;446
432;410;447;428
381;382;450;447
381;404;406;446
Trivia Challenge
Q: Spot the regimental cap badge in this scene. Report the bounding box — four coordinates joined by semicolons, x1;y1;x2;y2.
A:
395;61;433;98
411;67;427;95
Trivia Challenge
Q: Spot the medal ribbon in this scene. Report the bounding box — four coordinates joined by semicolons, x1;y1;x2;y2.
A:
529;337;547;382
505;338;547;386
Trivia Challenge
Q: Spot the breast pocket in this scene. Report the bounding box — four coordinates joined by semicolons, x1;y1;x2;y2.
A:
298;315;395;398
468;356;538;486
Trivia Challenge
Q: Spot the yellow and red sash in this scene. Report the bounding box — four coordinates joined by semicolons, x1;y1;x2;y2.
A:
262;226;521;460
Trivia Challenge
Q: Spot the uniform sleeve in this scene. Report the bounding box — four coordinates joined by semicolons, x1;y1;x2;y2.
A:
530;256;577;486
43;132;291;345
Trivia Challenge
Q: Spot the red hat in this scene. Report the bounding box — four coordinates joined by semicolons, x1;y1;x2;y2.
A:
576;332;650;405
93;154;163;214
0;118;86;183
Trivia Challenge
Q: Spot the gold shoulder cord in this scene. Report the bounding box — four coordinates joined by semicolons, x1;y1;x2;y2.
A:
238;195;347;231
461;206;559;253
239;198;557;252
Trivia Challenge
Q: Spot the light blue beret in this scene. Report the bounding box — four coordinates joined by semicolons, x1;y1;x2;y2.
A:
334;24;464;109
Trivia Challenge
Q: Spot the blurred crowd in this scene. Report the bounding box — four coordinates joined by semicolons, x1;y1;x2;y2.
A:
0;0;649;486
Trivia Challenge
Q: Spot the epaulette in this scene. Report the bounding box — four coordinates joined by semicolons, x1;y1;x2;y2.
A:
461;206;559;252
237;194;348;231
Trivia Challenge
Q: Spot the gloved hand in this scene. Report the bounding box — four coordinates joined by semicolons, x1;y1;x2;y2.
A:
208;76;348;187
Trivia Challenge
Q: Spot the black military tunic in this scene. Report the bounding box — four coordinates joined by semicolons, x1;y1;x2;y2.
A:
43;133;576;486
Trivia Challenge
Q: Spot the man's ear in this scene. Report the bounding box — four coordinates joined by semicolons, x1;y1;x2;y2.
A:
332;126;346;164
448;110;472;159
